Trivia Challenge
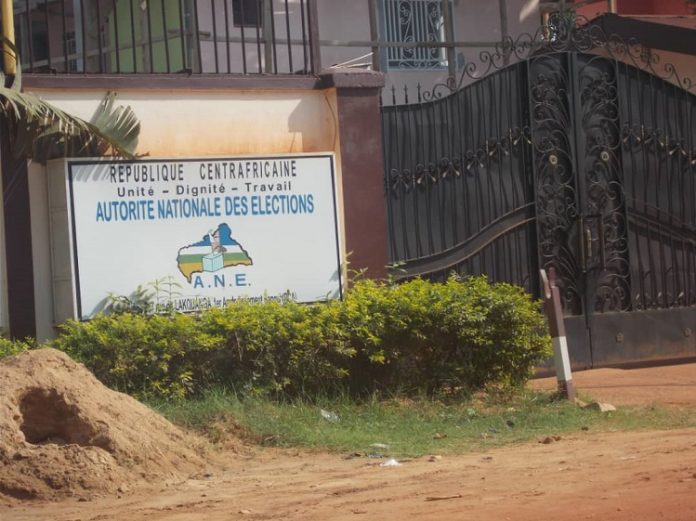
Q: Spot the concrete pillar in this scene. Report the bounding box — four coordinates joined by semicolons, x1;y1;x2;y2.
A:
1;123;36;339
319;69;388;280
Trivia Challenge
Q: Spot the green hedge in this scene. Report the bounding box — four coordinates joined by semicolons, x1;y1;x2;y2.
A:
0;337;33;358
44;276;550;399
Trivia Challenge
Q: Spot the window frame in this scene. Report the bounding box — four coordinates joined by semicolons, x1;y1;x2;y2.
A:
379;0;454;71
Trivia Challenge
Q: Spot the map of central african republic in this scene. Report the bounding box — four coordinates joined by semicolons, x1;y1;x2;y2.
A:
177;223;252;281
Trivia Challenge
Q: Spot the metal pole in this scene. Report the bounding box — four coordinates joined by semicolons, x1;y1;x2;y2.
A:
498;0;509;65
608;0;617;13
441;0;455;82
2;0;16;75
306;0;321;73
367;0;380;71
540;268;575;401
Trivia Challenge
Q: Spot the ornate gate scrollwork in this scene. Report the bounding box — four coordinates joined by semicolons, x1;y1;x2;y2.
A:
382;14;696;367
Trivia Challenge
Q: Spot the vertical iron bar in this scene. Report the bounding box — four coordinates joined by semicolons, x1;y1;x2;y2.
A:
653;74;669;308
526;57;547;299
640;70;656;307
367;0;380;71
146;0;154;72
239;0;248;73
129;0;137;72
269;0;278;73
44;0;52;71
499;0;509;65
223;0;231;72
382;95;397;262
441;0;455;82
618;62;638;305
96;0;104;72
439;94;449;251
451;89;461;246
193;0;203;72
112;0;121;72
211;0;219;73
26;0;34;71
254;0;262;72
161;0;171;73
299;0;307;72
306;0;320;73
80;0;86;72
666;81;679;305
178;0;187;71
284;0;292;72
61;0;68;72
425;92;435;255
686;69;695;304
394;94;410;258
412;87;423;258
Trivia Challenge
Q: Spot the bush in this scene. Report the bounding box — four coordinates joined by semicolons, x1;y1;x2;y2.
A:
196;299;354;396
52;313;222;399
0;337;33;359
343;276;550;394
50;276;551;400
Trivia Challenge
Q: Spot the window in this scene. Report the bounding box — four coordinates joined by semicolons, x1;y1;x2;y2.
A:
233;0;262;28
382;0;451;70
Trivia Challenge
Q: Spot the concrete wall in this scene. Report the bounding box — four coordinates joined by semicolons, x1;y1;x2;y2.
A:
330;0;542;101
28;89;338;157
25;86;344;340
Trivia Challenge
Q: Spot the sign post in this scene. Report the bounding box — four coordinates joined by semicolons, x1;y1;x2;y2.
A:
540;267;575;401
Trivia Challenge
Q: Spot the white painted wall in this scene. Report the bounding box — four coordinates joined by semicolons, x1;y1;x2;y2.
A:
28;162;54;342
29;89;338;157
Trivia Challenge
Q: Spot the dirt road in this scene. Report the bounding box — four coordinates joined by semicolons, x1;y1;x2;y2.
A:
3;363;696;521
531;362;696;406
4;428;696;521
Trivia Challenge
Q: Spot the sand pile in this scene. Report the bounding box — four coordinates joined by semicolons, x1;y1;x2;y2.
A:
0;348;209;501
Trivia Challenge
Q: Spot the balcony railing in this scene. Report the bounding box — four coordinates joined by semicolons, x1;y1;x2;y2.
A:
9;0;320;75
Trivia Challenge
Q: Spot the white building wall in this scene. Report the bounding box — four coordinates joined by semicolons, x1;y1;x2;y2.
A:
28;162;55;342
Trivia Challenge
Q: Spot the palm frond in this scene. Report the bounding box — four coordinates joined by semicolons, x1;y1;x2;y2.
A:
0;36;141;163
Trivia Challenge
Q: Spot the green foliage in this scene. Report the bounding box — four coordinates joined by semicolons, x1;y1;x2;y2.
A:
51;276;550;400
0;336;34;358
52;313;221;399
343;276;551;394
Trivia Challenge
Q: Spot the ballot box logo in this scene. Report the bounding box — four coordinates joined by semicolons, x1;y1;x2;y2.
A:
176;223;253;283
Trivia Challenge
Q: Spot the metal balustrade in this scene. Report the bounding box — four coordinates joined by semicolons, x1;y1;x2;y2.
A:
7;0;319;74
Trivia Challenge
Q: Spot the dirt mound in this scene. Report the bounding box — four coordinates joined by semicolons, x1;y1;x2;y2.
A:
0;348;208;502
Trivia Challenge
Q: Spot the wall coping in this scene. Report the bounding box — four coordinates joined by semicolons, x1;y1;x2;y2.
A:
22;69;385;92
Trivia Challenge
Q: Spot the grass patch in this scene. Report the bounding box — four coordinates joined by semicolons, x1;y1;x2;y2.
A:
152;389;696;457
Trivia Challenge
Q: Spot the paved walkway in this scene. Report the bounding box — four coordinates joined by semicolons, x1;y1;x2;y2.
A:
530;362;696;406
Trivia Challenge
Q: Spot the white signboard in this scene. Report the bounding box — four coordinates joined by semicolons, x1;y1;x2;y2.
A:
66;155;342;319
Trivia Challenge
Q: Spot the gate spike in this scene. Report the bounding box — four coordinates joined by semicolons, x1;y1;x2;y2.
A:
403;84;409;104
391;85;396;105
417;83;422;104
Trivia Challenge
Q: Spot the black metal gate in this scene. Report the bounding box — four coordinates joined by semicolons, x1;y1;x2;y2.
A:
381;20;696;368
